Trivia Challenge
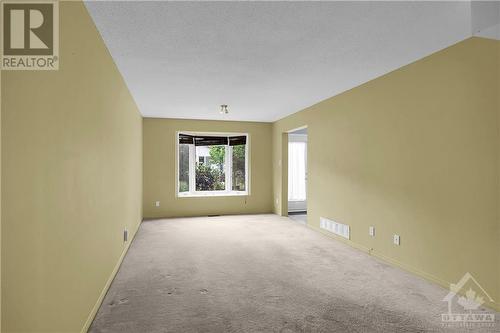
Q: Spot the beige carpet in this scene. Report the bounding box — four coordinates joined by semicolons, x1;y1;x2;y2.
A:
90;214;499;332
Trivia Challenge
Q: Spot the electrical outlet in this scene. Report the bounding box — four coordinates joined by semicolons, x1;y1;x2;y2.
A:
393;234;400;245
155;201;160;207
123;229;128;242
275;198;279;205
369;226;375;237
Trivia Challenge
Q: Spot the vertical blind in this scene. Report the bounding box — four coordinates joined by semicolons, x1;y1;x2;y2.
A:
288;141;307;201
179;134;246;146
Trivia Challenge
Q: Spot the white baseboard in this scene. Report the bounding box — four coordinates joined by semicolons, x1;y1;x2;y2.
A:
80;222;141;333
308;224;500;313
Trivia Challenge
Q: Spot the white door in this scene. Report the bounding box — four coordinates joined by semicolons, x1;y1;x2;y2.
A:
288;135;307;212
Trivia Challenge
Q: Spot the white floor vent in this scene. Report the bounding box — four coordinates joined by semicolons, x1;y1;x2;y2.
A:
320;217;350;240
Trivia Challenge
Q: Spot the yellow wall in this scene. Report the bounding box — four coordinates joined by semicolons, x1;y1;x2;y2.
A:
143;118;273;218
497;38;500;312
1;4;498;332
273;37;500;311
0;56;2;332
1;2;143;332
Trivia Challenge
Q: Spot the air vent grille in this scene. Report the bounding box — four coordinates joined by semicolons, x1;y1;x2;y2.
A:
320;217;350;239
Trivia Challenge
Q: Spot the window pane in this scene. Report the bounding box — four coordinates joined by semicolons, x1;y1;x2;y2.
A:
232;145;246;191
179;144;190;192
196;145;225;191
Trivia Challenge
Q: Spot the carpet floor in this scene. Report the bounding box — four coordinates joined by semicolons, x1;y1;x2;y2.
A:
90;214;499;333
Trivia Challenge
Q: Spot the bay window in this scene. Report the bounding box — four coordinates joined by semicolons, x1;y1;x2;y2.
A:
177;132;248;196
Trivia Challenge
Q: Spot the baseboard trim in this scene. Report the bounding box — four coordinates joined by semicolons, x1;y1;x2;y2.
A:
143;211;274;220
80;221;141;333
308;224;500;313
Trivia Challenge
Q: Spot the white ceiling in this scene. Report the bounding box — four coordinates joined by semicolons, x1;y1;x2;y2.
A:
85;1;491;122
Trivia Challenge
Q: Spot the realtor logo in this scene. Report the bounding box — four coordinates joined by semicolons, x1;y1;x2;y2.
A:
441;272;495;329
1;1;59;70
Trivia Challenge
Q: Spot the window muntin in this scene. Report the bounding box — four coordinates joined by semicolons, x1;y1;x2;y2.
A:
177;132;248;196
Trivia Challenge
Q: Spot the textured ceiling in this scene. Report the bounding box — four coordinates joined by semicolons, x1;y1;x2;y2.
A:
85;1;477;122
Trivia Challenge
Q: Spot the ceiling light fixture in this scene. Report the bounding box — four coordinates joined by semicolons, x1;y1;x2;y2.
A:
220;104;229;114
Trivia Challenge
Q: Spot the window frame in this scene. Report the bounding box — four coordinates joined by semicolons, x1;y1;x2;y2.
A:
176;131;249;197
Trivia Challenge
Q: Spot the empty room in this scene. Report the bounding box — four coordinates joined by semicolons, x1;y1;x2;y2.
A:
1;1;500;332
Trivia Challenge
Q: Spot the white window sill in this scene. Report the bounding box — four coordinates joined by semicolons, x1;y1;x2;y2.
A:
177;191;248;198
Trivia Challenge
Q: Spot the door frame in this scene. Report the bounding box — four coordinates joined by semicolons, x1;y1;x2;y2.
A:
281;125;308;217
287;133;307;213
